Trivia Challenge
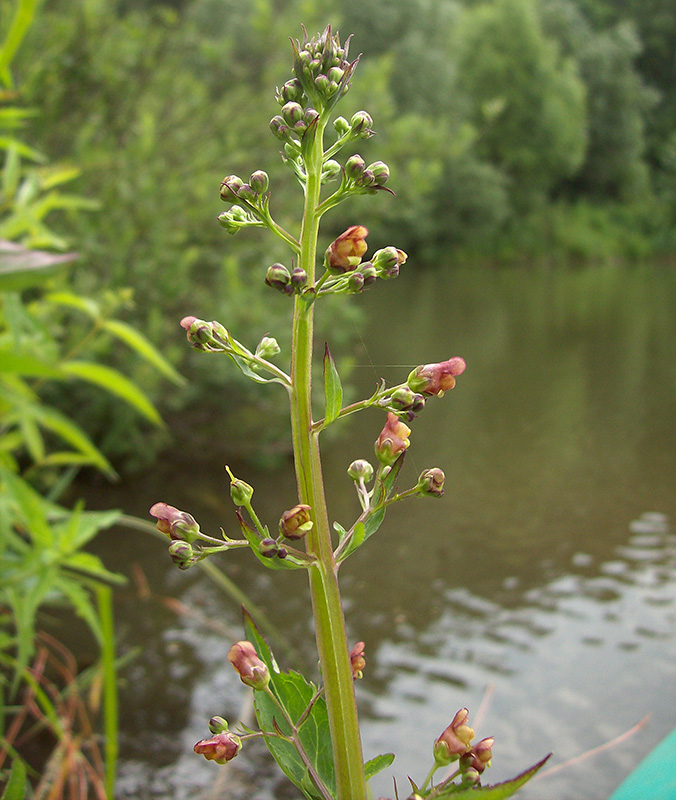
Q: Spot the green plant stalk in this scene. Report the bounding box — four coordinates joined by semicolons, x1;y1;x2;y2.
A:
96;584;118;800
289;116;367;800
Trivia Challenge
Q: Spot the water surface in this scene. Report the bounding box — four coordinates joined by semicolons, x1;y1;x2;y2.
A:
87;263;676;799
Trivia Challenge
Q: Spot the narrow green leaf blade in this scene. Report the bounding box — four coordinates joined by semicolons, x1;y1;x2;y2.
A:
100;318;185;384
323;343;343;425
0;757;28;800
364;752;395;782
60;360;162;425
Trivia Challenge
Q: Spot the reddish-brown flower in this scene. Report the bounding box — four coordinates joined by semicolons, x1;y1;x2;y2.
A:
227;641;270;690
462;736;494;774
434;708;475;764
279;504;313;540
326;225;368;272
149;502;200;542
193;731;241;764
349;641;366;679
375;412;411;466
407;357;466;397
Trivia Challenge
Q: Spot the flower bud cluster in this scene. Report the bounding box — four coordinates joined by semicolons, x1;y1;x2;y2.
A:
218;172;271;235
388;386;426;421
289;25;359;113
344;154;391;194
149;503;205;569
180;316;229;352
433;708;494;780
265;263;307;295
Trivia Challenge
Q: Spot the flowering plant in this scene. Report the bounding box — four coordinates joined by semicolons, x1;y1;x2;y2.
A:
151;25;548;800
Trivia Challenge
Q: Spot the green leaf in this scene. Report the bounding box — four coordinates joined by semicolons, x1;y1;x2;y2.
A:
25;403;115;476
100;318;185;384
363;506;386;541
364;752;395;782
0;349;62;378
382;451;406;497
244;610;336;800
340;521;365;560
44;290;100;318
0;0;38;80
59;360;163;426
0;758;28;800
55;576;102;644
63;552;125;585
433;755;551;800
323;343;343;425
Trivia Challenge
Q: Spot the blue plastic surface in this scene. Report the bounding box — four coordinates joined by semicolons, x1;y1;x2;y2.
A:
608;727;676;800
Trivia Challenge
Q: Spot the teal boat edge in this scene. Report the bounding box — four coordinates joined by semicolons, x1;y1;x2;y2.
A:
607;727;676;800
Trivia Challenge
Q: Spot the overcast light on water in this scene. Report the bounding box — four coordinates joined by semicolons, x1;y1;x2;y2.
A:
85;263;676;799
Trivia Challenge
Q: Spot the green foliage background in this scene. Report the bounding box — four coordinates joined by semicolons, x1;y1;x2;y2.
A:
3;0;675;469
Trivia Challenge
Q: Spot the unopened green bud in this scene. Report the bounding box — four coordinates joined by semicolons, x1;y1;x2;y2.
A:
209;716;229;734
249;170;269;194
322;159;341;182
227;467;254;506
368;161;390;186
345;154;365;181
314;74;330;94
255;336;280;359
361;262;377;286
168;540;195;568
290;266;307;291
350;110;373;136
348;272;365;292
304;108;320;126
219;175;243;202
269;115;290;140
279;79;304;104
282;101;304;126
333;116;350;136
259;538;279;558
391;386;417;410
237;183;256;203
265;263;292;294
417;467;445;498
347;459;374;482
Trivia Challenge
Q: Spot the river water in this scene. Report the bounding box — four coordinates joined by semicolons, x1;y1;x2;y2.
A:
86;263;676;799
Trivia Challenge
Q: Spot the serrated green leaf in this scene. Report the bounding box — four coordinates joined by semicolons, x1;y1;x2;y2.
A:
60;360;162;425
364;752;395;782
433;755;551;800
101;318;184;384
0;758;28;800
244;610;336;800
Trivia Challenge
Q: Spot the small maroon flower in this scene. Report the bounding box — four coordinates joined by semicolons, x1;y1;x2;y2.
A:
149;502;200;542
227;641;270;690
407;357;466;397
279;504;313;540
193;731;241;764
326;225;368;273
461;736;494;774
349;641;366;680
434;708;475;764
375;412;411;466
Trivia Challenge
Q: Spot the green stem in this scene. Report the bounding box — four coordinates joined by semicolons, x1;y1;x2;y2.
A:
290;115;367;800
95;584;118;800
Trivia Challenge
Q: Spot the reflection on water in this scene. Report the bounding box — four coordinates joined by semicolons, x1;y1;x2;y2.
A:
85;264;676;799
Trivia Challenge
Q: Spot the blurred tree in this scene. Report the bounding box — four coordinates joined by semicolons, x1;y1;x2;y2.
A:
543;0;657;200
455;0;587;205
